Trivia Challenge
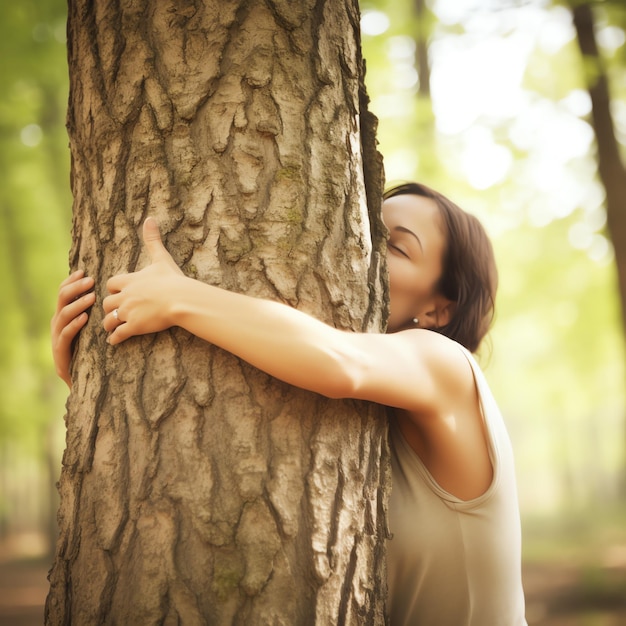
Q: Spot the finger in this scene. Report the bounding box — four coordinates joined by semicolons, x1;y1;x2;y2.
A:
102;293;123;315
56;275;94;313
57;311;90;347
106;273;131;295
108;320;133;346
60;269;93;287
143;217;170;263
52;291;96;333
102;299;125;333
59;269;84;288
103;308;125;333
52;311;90;382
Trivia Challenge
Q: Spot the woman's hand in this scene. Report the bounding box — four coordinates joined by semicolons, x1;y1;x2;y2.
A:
103;217;185;345
51;270;96;388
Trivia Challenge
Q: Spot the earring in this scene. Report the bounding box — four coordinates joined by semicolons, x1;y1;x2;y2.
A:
412;317;419;325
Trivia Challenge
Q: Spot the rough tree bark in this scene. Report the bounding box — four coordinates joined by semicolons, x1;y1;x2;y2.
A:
46;1;389;624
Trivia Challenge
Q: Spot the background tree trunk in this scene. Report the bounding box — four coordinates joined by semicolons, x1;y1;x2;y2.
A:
571;1;626;494
571;2;626;338
45;1;389;624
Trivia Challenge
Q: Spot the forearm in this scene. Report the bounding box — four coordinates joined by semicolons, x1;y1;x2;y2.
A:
170;276;361;398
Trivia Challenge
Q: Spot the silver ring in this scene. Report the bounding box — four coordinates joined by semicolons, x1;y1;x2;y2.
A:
113;308;119;320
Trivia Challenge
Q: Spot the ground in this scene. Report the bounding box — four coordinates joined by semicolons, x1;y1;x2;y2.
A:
0;558;48;626
523;561;626;625
0;557;624;625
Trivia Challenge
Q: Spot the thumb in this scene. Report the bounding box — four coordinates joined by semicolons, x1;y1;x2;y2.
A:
142;217;169;262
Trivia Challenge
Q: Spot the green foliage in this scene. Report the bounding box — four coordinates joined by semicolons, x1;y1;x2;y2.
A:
0;0;71;451
0;0;625;540
361;0;626;513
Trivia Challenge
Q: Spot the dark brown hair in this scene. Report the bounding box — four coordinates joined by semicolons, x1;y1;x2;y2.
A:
383;182;498;353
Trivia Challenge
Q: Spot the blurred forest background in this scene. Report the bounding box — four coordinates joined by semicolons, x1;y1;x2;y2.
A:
0;0;625;624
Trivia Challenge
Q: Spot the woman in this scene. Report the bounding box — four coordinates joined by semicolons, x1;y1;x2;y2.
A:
51;182;527;624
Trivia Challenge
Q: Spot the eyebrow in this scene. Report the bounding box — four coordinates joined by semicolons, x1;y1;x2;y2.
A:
394;226;423;252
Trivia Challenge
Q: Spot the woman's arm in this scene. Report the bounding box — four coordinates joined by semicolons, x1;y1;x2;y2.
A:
102;219;466;412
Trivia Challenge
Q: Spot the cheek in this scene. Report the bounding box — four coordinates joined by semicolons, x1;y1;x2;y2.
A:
388;263;437;310
388;259;420;295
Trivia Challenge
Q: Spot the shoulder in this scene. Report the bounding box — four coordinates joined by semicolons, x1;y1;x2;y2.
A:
399;329;471;374
399;329;477;407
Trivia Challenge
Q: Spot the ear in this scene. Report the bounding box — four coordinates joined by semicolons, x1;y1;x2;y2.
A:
422;295;456;329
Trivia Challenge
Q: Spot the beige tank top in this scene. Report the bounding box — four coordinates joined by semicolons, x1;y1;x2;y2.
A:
387;344;527;625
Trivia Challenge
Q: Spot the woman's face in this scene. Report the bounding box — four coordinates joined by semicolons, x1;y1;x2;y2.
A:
383;193;448;333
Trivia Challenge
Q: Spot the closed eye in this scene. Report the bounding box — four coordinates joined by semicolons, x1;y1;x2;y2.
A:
387;242;410;258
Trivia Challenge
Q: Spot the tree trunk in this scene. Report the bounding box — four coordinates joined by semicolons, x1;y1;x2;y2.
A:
411;0;437;180
572;2;626;336
45;1;389;625
571;1;626;495
413;0;431;99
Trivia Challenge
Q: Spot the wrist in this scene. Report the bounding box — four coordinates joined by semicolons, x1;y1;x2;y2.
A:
167;275;202;330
